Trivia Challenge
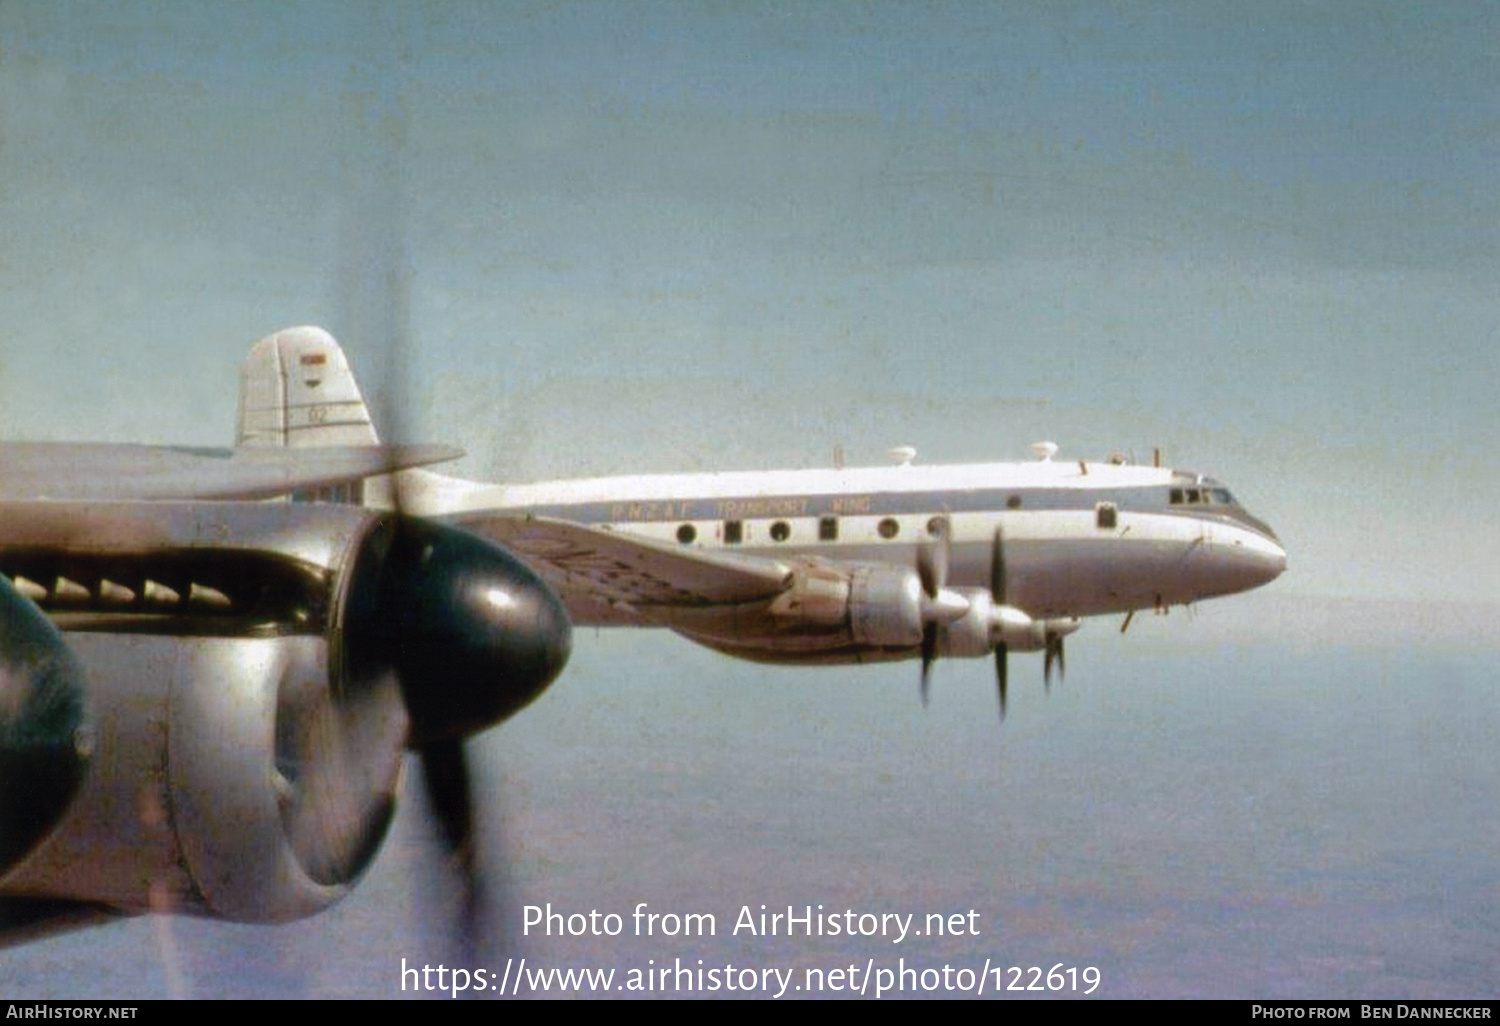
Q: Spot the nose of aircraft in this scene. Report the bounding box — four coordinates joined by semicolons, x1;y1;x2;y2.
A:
1218;526;1287;594
1259;536;1288;583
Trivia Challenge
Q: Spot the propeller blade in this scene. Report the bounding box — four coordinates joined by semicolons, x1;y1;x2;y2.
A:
338;513;570;964
327;10;567;972
1043;632;1065;690
917;516;950;598
920;623;936;707
275;658;405;890
991;523;1006;603
1046;632;1067;685
915;516;952;705
995;642;1009;721
991;524;1013;720
417;738;480;955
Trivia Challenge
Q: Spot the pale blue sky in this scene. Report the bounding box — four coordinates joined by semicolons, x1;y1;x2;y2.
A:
2;2;1499;1000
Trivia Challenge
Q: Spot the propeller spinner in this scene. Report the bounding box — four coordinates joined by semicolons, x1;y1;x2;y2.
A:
340;515;573;747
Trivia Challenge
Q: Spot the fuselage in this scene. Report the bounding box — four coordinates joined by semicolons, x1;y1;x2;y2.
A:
400;454;1286;625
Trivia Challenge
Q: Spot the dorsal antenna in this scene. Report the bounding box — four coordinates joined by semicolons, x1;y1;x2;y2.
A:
1030;441;1059;462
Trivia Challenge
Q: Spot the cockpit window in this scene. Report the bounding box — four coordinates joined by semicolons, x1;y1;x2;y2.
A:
1170;485;1236;507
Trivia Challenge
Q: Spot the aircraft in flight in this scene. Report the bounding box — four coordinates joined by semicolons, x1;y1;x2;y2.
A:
240;326;1287;715
0;407;572;944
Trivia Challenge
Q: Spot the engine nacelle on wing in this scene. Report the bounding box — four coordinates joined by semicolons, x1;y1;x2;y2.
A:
847;564;926;649
0;501;571;923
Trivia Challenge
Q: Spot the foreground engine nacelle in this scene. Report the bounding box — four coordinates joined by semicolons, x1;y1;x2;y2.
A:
0;501;569;922
12;632;397;922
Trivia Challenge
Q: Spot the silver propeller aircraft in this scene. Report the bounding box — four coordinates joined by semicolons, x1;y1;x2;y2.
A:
240;326;1287;717
0;405;572;944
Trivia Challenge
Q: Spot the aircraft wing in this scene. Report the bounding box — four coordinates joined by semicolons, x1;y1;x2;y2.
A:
0;441;461;501
451;513;794;623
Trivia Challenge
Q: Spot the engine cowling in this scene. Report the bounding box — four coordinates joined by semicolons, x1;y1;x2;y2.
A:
847;564;926;648
0;501;569;922
673;561;972;665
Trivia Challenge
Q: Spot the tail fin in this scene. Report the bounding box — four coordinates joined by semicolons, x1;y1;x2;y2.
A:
237;326;381;448
238;326;387;505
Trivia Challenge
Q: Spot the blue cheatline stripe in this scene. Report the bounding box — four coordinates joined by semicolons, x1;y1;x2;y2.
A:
495;485;1279;544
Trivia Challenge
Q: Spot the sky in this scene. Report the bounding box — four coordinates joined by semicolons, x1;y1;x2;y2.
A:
0;0;1497;1000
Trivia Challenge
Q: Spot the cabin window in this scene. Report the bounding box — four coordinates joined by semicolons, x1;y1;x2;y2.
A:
877;517;900;540
1006;494;1022;510
676;523;697;545
926;516;947;537
1212;488;1233;505
1170;488;1184;505
723;520;743;545
769;520;791;542
819;516;839;541
1095;502;1118;530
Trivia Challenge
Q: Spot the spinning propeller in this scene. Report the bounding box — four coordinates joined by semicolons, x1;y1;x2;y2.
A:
916;515;966;706
991;524;1010;720
340;514;571;955
993;523;1071;717
328;10;572;963
916;520;1074;722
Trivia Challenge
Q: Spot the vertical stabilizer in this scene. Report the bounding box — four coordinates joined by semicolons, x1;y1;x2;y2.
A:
237;326;381;448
